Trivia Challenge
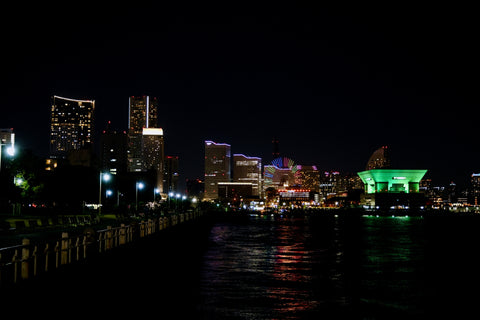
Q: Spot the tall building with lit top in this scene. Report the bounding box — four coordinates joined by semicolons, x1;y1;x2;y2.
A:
142;128;164;193
233;154;262;197
127;96;158;172
204;140;231;200
49;95;95;159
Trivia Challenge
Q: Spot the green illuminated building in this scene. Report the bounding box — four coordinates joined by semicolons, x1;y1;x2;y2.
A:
357;169;428;210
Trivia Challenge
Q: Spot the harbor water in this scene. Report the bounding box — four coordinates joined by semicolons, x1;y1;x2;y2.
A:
196;213;479;318
4;212;479;319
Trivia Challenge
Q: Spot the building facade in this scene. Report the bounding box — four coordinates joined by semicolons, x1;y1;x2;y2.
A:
357;169;427;209
233;154;262;197
142;128;164;193
294;165;320;192
127;96;158;172
164;156;179;193
49;95;95;159
366;146;391;170
100;122;128;175
204;140;231;200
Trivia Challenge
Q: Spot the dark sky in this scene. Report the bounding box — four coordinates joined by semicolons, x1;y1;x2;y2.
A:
1;3;479;188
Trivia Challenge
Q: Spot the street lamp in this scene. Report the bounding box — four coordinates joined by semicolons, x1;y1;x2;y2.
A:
136;182;144;211
154;188;160;202
98;172;111;213
0;143;15;173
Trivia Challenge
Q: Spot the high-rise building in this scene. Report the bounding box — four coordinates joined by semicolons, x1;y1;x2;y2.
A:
142;128;164;193
471;173;480;205
233;154;262;197
366;146;391;170
100;121;128;175
49;95;95;159
204;140;231;200
127;96;158;172
164;156;179;193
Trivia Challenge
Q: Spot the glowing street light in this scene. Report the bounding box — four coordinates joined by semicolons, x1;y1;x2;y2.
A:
136;181;144;211
98;172;112;212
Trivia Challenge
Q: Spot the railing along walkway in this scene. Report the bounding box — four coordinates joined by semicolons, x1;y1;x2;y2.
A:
0;211;200;287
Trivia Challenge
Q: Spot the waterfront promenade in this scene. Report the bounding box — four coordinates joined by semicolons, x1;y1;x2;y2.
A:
0;211;210;318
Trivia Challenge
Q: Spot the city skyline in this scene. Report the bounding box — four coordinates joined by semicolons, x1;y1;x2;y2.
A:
1;4;478;187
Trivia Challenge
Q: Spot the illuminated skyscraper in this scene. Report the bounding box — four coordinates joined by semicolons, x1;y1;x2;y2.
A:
49;95;95;159
127;96;158;172
142;128;164;192
233;154;262;197
366;146;391;170
204;140;231;200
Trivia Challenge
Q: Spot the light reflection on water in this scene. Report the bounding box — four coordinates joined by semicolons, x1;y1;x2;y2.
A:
198;215;426;319
200;216;350;319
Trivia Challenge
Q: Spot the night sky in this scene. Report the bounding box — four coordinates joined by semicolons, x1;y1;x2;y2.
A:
2;4;478;188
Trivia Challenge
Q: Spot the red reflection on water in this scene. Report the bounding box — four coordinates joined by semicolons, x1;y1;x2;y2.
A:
267;224;317;317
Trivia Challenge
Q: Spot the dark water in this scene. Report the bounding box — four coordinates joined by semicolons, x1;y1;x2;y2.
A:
195;214;479;319
4;213;480;318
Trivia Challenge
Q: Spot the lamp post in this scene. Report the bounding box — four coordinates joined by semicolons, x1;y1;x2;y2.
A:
136;182;144;211
0;143;15;173
98;172;111;213
168;192;174;211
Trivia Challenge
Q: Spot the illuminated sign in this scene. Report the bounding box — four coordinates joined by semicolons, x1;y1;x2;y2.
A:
279;189;310;198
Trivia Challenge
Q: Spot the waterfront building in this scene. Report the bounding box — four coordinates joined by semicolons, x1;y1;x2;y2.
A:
357;169;427;209
164;155;179;193
204;140;231;200
278;188;313;206
264;157;298;190
186;178;204;198
142;128;164;193
294;165;320;192
471;173;480;205
49;95;95;159
366;146;391;170
217;182;253;204
233;154;262;197
100;121;128;175
127;96;158;172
